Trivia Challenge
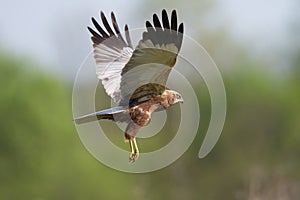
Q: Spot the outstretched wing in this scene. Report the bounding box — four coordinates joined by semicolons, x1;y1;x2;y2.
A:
88;11;134;103
119;9;184;106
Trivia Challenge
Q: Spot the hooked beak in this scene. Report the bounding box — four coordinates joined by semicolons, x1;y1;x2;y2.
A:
178;98;184;104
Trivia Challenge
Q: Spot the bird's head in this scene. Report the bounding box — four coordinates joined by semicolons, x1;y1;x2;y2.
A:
165;90;184;105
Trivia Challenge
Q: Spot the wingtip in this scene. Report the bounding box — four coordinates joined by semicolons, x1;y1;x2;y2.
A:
178;23;184;33
100;11;107;21
153;13;158;19
171;9;177;15
146;20;152;28
91;17;96;23
153;13;162;28
111;11;116;20
91;17;99;27
87;26;93;35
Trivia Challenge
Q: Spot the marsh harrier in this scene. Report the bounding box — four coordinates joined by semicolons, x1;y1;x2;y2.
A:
74;9;184;162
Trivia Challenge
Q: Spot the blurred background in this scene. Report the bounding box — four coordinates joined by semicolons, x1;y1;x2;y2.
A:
1;0;300;199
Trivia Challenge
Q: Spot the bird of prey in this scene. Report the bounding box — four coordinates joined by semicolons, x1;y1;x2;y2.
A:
74;9;184;162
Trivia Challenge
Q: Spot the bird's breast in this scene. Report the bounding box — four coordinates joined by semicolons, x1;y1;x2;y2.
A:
129;107;151;127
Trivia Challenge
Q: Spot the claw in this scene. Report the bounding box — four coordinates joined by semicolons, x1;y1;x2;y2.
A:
129;152;138;162
128;138;139;162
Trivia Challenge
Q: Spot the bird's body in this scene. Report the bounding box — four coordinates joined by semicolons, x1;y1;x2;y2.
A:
74;9;184;162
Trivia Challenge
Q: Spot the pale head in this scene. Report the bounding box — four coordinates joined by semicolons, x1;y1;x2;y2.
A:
164;89;184;105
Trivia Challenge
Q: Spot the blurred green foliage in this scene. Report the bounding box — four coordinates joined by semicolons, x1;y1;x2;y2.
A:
1;47;300;199
1;0;300;198
0;55;132;199
1;0;300;194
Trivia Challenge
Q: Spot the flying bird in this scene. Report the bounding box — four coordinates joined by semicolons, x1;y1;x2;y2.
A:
74;9;184;162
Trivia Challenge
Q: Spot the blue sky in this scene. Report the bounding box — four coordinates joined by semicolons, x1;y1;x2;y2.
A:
0;0;297;78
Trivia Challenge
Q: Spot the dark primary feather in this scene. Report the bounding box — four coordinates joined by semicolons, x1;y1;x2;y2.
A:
111;12;121;34
121;9;184;76
91;17;108;38
162;9;170;29
141;9;184;51
171;10;177;31
124;25;133;48
153;14;162;28
87;11;132;49
100;11;115;36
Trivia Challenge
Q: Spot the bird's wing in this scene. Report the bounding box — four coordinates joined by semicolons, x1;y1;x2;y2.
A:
119;9;184;106
88;11;134;103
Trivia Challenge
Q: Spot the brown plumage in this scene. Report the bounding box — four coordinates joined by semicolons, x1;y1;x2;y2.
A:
74;9;184;162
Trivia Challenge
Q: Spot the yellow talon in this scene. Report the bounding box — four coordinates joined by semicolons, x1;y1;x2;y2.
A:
133;138;139;157
129;138;139;162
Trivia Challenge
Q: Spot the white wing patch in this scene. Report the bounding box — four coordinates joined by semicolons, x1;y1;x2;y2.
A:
93;44;133;103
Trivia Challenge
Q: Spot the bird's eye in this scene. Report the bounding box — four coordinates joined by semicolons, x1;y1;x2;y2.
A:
176;94;181;99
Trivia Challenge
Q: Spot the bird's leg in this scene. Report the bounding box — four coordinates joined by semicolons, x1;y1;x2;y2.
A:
133;138;139;159
129;138;139;162
129;139;135;162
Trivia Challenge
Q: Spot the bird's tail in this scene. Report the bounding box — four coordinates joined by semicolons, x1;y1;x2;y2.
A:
74;106;127;124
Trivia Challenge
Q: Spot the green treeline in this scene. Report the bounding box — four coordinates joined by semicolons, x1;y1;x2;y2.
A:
0;50;300;199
